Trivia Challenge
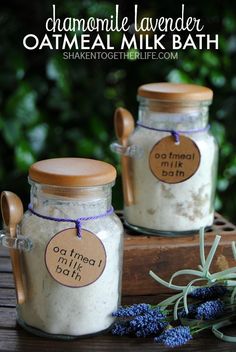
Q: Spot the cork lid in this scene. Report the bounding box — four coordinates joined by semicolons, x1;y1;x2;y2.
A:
29;158;117;187
138;83;213;101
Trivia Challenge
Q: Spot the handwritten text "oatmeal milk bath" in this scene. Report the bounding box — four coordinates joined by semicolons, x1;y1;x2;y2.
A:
53;245;104;282
23;4;218;51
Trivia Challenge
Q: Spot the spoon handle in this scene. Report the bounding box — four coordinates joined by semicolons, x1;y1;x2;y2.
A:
121;153;134;206
114;108;135;206
1;192;25;304
9;227;25;304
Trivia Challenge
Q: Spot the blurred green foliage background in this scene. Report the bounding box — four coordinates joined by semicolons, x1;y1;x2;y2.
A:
0;0;236;222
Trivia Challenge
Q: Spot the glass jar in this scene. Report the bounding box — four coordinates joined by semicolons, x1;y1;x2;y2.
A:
111;83;218;236
1;158;123;338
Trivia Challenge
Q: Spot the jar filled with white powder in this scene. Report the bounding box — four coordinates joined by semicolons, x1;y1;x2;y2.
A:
16;158;123;338
111;83;218;236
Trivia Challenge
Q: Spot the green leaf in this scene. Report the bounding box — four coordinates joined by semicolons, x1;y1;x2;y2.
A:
211;122;225;145
5;83;39;126
202;52;220;68
86;2;114;17
46;56;71;96
223;15;236;32
126;48;139;61
89;116;108;142
210;71;226;88
77;137;97;156
28;124;49;153
167;69;191;83
217;178;229;191
15;140;35;171
2;117;22;146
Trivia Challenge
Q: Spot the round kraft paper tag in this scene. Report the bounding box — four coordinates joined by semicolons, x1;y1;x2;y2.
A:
45;228;106;288
149;135;201;184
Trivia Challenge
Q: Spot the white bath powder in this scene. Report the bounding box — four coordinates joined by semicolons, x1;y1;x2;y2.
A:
18;199;123;336
125;125;218;233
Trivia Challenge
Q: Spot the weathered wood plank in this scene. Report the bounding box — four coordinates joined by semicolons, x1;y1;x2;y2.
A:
0;289;16;307
0;293;235;351
122;213;236;295
122;233;236;295
0;273;14;288
0;257;12;273
0;246;9;257
0;327;235;352
0;307;16;329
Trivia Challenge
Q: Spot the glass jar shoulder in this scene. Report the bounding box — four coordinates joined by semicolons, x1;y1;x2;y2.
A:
128;126;217;151
20;209;123;244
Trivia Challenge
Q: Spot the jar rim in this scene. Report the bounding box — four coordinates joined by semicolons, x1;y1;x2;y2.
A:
28;178;115;199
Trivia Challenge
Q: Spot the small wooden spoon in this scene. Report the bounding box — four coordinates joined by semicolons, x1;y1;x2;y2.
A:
1;191;25;304
114;108;135;206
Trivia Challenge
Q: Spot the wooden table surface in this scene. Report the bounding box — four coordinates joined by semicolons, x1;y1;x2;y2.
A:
1;246;236;351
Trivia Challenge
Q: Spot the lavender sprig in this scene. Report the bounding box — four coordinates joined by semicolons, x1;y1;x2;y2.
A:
111;322;131;336
112;228;236;347
189;286;227;300
112;306;167;337
178;304;197;319
196;299;225;320
129;308;168;337
112;303;151;318
155;326;192;348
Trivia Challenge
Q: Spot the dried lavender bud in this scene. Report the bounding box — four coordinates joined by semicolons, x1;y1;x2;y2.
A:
112;303;151;318
155;326;192;348
195;299;225;320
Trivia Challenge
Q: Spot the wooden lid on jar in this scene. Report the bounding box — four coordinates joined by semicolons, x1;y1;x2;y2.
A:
138;83;213;101
29;158;117;187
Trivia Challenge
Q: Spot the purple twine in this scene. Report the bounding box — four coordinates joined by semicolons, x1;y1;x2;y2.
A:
28;204;114;238
136;121;210;144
